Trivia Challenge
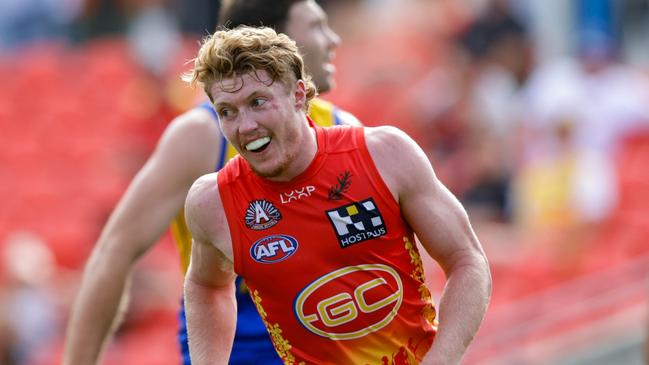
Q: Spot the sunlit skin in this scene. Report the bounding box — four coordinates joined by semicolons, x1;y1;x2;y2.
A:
285;0;341;93
211;71;317;181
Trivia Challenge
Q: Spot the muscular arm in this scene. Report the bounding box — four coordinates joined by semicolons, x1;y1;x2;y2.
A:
183;173;237;364
63;108;221;365
366;127;492;365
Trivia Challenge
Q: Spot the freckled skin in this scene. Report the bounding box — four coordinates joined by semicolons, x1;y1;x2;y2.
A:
211;72;316;182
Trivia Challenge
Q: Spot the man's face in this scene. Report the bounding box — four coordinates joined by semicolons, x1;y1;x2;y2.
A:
284;0;340;94
211;71;309;180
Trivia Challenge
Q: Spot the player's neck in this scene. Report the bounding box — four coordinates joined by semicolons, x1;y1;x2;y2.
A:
264;122;318;183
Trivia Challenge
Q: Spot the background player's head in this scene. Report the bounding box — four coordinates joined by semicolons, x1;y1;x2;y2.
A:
219;0;341;93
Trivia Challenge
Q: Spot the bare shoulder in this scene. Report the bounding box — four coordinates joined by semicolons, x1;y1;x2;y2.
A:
163;107;221;148
185;173;222;227
364;125;411;146
185;172;233;260
153;106;223;177
364;126;424;166
364;126;433;198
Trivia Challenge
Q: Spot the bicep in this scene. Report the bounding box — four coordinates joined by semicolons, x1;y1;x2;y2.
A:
401;173;482;274
187;237;236;287
108;160;192;245
369;127;483;274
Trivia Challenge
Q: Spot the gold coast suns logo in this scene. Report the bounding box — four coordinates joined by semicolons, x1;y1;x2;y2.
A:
294;264;403;340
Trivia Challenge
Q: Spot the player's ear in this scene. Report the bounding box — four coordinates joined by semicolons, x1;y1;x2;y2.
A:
293;79;306;111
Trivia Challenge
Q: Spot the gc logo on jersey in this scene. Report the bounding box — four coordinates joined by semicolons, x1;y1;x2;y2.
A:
294;264;403;340
245;200;282;230
326;198;387;248
250;234;298;263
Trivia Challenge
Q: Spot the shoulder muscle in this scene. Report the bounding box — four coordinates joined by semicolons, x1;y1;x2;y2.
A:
184;173;233;261
364;126;433;200
150;107;223;180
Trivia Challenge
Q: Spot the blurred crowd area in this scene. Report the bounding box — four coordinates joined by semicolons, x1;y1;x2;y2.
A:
2;0;649;364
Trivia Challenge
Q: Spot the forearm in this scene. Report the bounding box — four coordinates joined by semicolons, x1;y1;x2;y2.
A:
63;249;134;365
422;256;491;365
184;275;237;365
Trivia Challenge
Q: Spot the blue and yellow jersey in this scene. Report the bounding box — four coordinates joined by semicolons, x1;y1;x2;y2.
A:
170;98;351;273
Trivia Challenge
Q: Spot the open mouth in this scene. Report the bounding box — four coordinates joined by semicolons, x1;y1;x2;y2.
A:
245;137;271;153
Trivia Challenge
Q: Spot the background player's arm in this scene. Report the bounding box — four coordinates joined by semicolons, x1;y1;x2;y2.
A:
336;108;362;126
63;108;221;365
184;173;237;364
366;126;492;365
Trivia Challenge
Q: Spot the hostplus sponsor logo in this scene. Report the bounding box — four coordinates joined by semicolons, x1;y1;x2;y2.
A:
280;185;316;204
245;200;282;230
325;198;387;248
250;234;298;263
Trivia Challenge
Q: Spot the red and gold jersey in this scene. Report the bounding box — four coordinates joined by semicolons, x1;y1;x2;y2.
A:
218;123;437;364
169;98;348;273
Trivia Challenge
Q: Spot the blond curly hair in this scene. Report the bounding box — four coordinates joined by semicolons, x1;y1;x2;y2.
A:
183;26;317;111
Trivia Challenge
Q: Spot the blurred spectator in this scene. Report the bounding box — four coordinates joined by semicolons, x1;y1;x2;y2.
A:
576;0;620;57
0;231;59;365
518;36;649;227
0;303;18;365
458;0;531;85
644;285;649;365
454;0;532;222
127;1;182;77
0;0;83;51
511;2;649;275
392;0;530;223
173;0;220;36
71;0;125;41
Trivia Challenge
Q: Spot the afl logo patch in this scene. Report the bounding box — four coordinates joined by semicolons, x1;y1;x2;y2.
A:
245;200;282;230
250;235;298;263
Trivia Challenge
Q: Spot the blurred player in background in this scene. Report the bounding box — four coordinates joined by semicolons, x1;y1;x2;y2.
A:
63;1;360;364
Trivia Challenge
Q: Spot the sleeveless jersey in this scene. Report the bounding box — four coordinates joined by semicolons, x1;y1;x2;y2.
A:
169;98;349;365
218;124;437;364
170;98;345;272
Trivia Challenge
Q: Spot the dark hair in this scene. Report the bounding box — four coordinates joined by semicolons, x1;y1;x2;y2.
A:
218;0;303;33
